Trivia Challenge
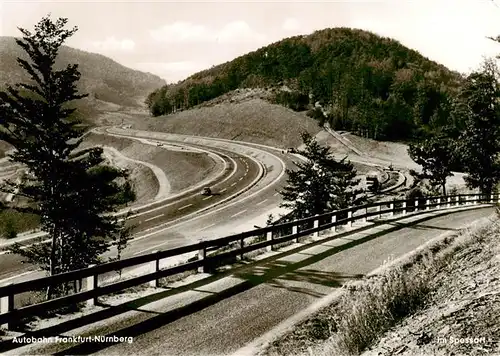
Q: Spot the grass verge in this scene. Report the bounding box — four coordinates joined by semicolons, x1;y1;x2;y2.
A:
0;209;40;238
264;211;499;356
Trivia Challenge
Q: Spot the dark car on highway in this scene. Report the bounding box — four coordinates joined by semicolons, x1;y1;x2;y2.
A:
201;187;212;196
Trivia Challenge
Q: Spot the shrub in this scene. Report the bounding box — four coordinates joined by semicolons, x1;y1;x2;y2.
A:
4;217;18;239
335;264;432;354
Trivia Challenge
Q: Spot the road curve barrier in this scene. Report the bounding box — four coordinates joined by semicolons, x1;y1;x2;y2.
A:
0;193;497;330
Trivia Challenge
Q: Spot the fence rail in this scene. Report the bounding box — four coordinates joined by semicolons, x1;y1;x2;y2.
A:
0;193;498;329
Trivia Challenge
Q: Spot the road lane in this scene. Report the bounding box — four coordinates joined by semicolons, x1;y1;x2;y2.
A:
127;148;261;234
0;126;405;286
0;136;280;284
81;207;494;356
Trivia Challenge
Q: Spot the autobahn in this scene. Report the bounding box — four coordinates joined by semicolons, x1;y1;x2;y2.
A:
0;127;407;287
123;144;260;234
0;130;291;285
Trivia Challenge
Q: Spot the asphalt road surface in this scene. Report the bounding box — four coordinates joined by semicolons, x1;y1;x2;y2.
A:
125;144;261;234
3;207;492;356
0;128;408;312
0;133;290;285
91;208;496;356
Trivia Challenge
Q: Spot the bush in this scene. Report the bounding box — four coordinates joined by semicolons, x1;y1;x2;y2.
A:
405;187;424;200
273;91;309;111
0;209;39;238
306;107;327;126
335;264;432;354
4;218;18;239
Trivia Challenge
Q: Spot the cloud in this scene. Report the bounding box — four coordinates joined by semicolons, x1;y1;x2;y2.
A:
89;36;136;51
150;22;208;43
134;61;210;82
282;18;300;32
149;21;266;44
217;21;267;43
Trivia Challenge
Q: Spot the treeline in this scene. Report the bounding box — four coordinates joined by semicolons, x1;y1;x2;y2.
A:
0;16;135;301
408;59;500;196
146;27;462;141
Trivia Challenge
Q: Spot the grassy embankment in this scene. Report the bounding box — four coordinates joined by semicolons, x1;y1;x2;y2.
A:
265;210;500;356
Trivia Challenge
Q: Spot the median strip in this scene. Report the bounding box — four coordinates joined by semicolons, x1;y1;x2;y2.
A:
178;204;193;211
107;147;268;245
231;182;237;187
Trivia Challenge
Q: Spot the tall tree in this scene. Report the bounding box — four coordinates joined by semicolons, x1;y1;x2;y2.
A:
279;132;365;220
0;16;134;299
452;60;500;195
408;135;455;195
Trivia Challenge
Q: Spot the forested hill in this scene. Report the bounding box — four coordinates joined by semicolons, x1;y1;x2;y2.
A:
146;27;463;141
0;36;166;122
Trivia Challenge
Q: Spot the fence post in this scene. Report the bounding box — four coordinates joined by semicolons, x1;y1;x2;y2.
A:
240;238;244;260
426;199;430;211
437;198;441;209
312;216;319;238
266;231;273;252
490;194;494;203
363;206;368;223
497;193;500;204
402;201;407;215
85;264;98;307
447;197;451;208
1;283;14;330
415;199;419;212
389;201;394;217
149;250;159;288
347;210;353;227
293;225;299;243
198;241;206;273
330;215;337;232
377;205;381;219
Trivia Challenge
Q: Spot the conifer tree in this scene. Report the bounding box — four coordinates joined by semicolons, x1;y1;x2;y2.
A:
0;15;134;299
280;132;365;221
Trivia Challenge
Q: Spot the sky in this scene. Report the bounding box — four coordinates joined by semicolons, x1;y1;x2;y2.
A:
1;0;500;83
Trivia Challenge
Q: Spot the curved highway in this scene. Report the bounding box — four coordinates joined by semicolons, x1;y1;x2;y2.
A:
0;130;289;284
0;126;407;286
123;144;261;234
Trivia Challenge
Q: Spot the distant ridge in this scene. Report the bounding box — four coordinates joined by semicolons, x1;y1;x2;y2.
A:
0;36;166;120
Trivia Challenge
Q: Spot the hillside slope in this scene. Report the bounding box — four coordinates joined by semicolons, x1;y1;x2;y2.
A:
143;97;321;149
0;36;166;118
146;27;463;141
263;214;499;356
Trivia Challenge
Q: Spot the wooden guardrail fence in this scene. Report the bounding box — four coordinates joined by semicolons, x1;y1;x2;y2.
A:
0;193;497;329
